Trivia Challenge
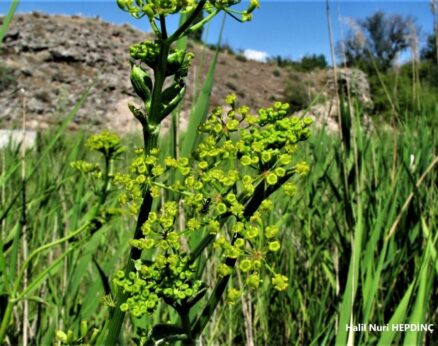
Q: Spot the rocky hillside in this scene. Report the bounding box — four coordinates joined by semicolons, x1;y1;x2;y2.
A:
0;13;289;133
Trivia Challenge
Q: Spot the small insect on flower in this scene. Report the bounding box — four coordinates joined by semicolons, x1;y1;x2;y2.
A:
200;197;212;214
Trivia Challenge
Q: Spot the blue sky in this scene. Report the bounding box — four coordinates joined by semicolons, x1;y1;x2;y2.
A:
1;1;435;62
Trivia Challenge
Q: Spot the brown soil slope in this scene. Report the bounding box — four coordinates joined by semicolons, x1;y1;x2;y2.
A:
1;13;288;133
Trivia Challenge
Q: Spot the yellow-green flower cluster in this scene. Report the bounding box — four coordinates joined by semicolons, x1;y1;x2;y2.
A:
112;97;311;317
227;287;241;305
85;130;126;158
133;201;180;250
70;160;101;178
114;198;202;313
271;273;288;291
213;212;286;291
116;0;259;22
85;130;120;154
196;97;312;192
71;131;124;178
113;255;203;316
71;131;126;207
117;0;198;18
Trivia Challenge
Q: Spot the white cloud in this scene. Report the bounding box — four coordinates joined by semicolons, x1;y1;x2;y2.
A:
243;49;269;63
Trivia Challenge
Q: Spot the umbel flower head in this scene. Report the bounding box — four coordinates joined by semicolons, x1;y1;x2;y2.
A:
85;130;126;158
111;95;312;318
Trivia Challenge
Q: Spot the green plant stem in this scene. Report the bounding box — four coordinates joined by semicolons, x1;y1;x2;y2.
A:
180;310;194;346
99;155;112;206
160;14;168;40
168;0;207;43
103;192;153;344
104;28;170;345
0;303;13;344
188;9;219;33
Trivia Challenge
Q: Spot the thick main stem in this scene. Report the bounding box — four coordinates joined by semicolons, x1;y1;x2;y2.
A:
21;96;29;346
180;311;195;346
103;192;153;344
104;37;170;346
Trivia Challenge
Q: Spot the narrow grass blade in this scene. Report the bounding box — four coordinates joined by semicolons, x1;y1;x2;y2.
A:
403;218;436;346
17;243;79;301
0;0;19;46
180;14;225;159
377;283;414;346
335;197;364;345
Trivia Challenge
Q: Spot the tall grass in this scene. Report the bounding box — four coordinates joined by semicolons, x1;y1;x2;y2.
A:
1;92;436;345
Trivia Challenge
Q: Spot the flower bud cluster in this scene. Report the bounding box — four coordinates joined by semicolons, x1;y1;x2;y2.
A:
130;42;193;79
117;0;198;18
70;161;101;178
116;0;259;23
128;42;191;123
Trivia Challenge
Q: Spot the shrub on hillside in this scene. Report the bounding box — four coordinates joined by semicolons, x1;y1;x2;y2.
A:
369;62;438;121
0;64;17;92
283;71;317;112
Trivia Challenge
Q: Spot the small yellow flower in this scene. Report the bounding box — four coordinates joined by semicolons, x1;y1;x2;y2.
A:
294;161;310;176
227;288;241;305
246;273;261;289
218;263;233;277
268;241;281;252
239;259;252;272
266;172;278;185
226;93;237;106
272;274;289;291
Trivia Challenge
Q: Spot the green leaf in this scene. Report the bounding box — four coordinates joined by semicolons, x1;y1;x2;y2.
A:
377;282;414;346
335;186;364;345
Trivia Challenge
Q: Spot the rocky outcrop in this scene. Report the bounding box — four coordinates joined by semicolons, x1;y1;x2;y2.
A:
0;13;287;134
328;68;372;108
1;13;143;132
297;68;372;132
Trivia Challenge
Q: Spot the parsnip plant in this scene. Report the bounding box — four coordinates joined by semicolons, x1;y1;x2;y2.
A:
60;0;312;344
